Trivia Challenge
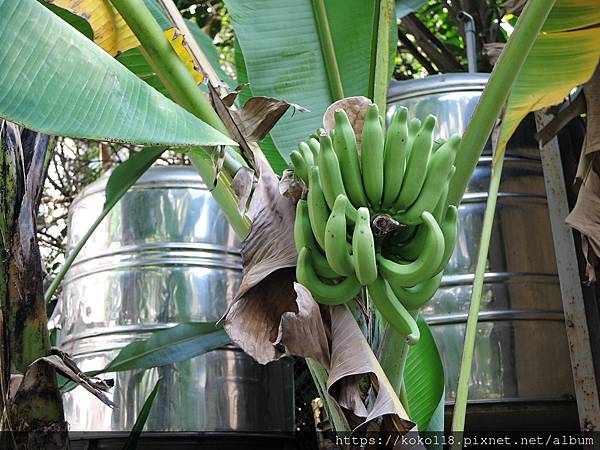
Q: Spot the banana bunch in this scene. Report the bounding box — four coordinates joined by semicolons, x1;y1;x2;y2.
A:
291;104;461;345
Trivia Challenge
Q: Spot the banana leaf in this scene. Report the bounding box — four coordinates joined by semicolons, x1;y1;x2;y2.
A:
0;0;233;147
498;3;600;149
404;317;444;436
122;378;162;450
225;0;397;163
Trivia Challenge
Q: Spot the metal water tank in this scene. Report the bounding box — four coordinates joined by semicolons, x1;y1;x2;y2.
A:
57;166;294;442
387;74;576;426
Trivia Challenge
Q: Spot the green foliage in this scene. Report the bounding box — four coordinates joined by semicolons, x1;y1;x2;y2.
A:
0;0;233;147
122;378;162;450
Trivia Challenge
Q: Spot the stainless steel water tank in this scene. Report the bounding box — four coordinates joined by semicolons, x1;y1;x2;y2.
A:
387;74;575;411
57;166;294;434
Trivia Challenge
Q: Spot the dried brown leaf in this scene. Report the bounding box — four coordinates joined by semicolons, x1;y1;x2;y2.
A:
26;354;114;408
565;66;600;280
274;283;331;369
323;96;373;153
279;169;306;203
224;155;299;364
567;166;600;282
583;65;600;156
209;83;308;165
231;166;254;214
233;96;309;143
327;306;415;433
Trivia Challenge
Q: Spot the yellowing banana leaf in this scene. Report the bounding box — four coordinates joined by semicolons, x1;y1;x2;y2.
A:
498;3;600;150
46;0;203;84
0;0;233;147
164;27;204;84
49;0;139;56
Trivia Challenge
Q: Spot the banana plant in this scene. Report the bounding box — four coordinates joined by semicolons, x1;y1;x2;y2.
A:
0;0;598;445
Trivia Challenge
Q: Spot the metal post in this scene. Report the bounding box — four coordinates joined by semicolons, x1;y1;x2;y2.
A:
535;111;600;432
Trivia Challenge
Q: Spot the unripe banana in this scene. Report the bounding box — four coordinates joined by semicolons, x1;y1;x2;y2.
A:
352;207;377;286
361;104;385;208
295;200;339;279
296;247;361;305
394;182;448;261
433;205;458;275
307;166;330;250
406;118;421;155
325;195;355;276
367;276;420;344
290;150;308;184
394;115;436;211
318;134;357;223
332;109;370;208
395;134;460;225
298;141;315;167
382;107;409;208
308;138;321;161
377;211;444;287
310;128;326;141
388;270;443;311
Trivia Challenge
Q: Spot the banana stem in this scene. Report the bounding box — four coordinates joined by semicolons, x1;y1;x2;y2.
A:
109;0;225;134
372;0;394;116
379;324;410;401
109;0;250;237
311;0;344;101
450;150;505;445
446;0;556;207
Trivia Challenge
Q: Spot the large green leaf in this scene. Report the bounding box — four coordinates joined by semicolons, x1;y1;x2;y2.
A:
225;0;394;161
404;317;445;435
234;40;287;173
0;0;234;147
498;3;600;149
104;322;230;372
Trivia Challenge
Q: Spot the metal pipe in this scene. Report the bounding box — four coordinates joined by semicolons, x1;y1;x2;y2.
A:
457;11;477;73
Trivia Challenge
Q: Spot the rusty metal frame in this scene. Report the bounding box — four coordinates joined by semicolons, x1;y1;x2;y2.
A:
535;111;600;431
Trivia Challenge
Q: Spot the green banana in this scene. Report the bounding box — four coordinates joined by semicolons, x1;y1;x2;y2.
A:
307;166;330;250
298;141;315;167
395;134;459;225
389;270;443;311
382;107;409;208
433;138;446;152
308;137;321;161
290;150;308;184
433;205;458;274
325;195;355;276
367;276;420;344
332;109;370;208
361;104;385;208
394;115;436;211
295;200;339;279
318;134;357;223
406;118;421;152
377;211;444;287
296;247;361;305
393;182;448;261
310;128;326;141
352;207;377;285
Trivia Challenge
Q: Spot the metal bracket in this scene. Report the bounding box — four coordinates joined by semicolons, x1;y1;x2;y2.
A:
535;111;600;432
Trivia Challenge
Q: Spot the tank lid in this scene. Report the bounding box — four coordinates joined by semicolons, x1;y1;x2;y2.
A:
388;73;490;102
73;165;206;204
